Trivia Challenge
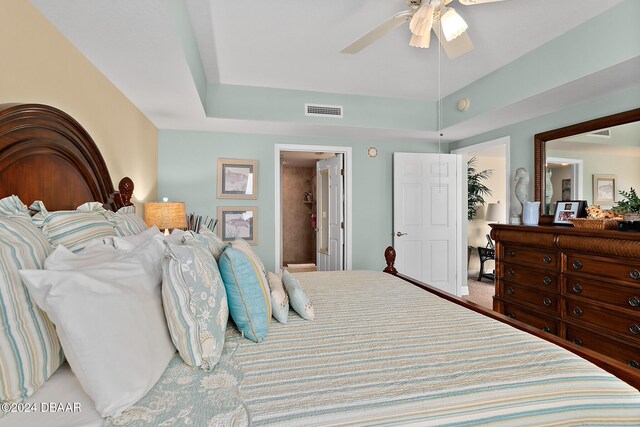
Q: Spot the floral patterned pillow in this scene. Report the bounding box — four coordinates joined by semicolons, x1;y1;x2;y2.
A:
162;235;229;371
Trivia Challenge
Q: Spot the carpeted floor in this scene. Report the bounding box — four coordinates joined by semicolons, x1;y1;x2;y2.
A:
463;275;495;310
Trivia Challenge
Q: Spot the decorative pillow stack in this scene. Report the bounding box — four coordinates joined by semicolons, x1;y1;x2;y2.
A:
30;201;116;252
282;270;315;320
162;234;229;371
218;247;271;342
0;196;63;406
267;272;289;324
20;236;175;418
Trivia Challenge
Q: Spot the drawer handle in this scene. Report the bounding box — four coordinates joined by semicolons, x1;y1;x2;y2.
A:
506;287;515;296
573;338;583;346
572;283;583;294
629;360;640;369
543;298;552;307
630;324;640;335
572;307;583;316
543;256;552;264
507;268;515;276
543;277;552;286
572;260;582;270
506;250;516;257
543;326;551;333
631;270;640;280
507;313;516;319
629;297;640;307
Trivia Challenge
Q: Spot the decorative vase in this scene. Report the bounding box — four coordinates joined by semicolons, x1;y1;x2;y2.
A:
523;201;541;226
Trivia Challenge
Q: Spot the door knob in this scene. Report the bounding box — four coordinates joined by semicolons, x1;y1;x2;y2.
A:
396;231;408;237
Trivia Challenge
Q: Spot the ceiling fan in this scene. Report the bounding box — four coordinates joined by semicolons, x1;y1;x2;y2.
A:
340;0;504;59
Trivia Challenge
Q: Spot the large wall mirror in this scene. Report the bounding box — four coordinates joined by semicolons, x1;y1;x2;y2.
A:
534;108;640;216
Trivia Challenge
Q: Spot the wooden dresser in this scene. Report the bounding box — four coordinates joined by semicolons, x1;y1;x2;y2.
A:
491;224;640;371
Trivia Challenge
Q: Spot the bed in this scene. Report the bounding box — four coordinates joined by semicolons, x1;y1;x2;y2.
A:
2;103;640;426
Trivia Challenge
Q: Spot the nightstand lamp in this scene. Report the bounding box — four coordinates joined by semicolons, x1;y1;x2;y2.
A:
144;200;187;235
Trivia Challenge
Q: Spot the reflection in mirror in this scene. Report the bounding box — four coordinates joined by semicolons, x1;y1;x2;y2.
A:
534;108;640;217
545;121;640;214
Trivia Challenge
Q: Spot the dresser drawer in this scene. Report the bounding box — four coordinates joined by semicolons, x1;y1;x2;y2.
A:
500;282;558;314
563;277;640;312
500;245;559;271
566;254;640;285
499;262;559;291
564;297;640;343
565;324;640;370
502;302;558;335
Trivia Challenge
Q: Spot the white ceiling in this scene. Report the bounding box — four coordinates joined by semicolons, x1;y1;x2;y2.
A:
30;0;632;141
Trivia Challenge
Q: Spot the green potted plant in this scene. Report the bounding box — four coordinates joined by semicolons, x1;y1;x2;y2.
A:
613;187;640;221
467;157;493;221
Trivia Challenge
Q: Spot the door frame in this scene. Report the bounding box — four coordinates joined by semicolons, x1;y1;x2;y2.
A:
274;144;352;271
545;156;584;203
451;136;510;295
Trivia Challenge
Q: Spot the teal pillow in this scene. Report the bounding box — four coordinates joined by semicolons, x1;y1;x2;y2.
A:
218;247;271;342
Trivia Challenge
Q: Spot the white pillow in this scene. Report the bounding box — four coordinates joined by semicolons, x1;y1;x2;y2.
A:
267;272;289;324
111;226;161;251
19;237;175;418
282;270;315;320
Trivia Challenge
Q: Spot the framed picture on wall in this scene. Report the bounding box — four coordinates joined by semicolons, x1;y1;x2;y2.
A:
553;200;587;225
217;206;258;244
217;159;258;199
593;174;616;205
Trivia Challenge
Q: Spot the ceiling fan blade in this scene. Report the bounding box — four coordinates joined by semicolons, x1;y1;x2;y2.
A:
432;19;474;59
340;11;412;54
458;0;504;5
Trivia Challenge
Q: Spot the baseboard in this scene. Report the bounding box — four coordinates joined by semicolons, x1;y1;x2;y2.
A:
460;285;469;296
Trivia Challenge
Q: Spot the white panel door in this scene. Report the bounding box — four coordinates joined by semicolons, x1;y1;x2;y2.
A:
393;153;463;295
316;155;344;271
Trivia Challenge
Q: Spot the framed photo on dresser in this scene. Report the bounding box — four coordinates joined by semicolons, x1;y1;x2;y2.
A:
553;200;587;225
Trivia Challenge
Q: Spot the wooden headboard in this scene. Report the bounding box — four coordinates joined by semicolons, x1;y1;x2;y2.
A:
0;103;132;211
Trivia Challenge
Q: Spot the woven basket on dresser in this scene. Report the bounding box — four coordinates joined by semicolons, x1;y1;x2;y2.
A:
568;218;620;230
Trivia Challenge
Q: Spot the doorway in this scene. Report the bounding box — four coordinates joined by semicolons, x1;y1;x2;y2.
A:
274;144;352;272
452;136;509;299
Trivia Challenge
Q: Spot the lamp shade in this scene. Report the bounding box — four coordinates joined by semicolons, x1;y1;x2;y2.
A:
440;7;468;42
144;202;187;230
485;202;501;223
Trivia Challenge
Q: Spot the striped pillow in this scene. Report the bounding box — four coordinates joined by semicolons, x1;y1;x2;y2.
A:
104;206;148;237
0;214;64;406
162;236;228;371
0;195;29;217
30;201;116;252
218;247;271;343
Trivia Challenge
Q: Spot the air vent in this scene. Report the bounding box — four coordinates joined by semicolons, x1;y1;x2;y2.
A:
305;104;343;118
588;129;611;138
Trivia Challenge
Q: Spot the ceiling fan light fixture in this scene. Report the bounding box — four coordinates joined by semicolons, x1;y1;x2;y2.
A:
409;3;434;36
440;7;468;41
409;32;431;48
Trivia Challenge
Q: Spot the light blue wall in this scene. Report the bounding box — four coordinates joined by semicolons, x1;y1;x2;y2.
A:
442;0;640;128
207;84;436;132
158;131;440;271
449;85;640;205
